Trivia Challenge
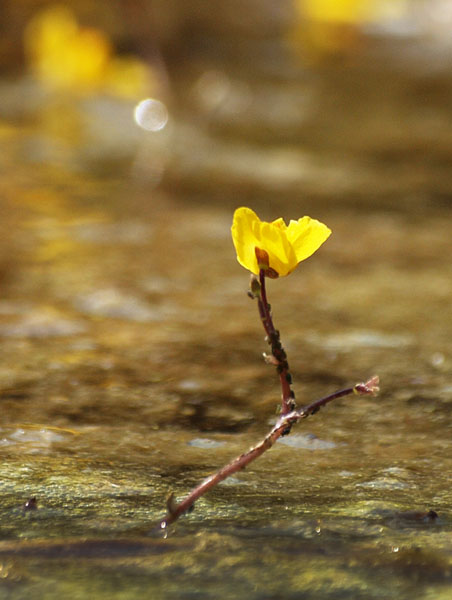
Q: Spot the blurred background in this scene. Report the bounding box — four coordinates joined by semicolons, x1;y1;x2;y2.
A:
2;0;452;204
1;2;452;599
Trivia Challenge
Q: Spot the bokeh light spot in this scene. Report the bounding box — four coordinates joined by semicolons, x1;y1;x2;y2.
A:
134;98;168;132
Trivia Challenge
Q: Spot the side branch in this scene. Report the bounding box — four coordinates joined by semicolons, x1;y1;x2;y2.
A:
158;376;379;531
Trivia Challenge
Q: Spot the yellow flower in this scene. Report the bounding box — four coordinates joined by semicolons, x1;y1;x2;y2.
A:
231;207;331;277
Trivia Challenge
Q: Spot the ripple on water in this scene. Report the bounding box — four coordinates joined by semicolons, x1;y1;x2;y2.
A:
0;309;87;338
278;433;337;450
73;288;161;322
356;478;413;491
0;427;73;454
306;329;414;350
188;438;226;449
73;221;153;245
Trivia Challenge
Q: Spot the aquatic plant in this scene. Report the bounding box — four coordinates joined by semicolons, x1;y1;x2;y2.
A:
159;207;378;530
231;206;331;278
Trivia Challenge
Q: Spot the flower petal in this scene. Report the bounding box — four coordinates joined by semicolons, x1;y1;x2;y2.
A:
259;221;297;276
231;207;261;274
286;217;331;263
271;217;287;230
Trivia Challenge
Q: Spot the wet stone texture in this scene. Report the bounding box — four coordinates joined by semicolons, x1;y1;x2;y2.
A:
1;22;452;600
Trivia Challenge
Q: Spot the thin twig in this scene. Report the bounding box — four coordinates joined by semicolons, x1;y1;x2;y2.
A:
257;270;295;417
158;376;379;530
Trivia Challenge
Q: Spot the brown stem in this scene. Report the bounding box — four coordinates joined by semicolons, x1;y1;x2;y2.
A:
257;270;295;417
158;376;379;531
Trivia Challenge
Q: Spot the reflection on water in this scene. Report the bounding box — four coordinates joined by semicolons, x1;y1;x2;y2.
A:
1;3;452;598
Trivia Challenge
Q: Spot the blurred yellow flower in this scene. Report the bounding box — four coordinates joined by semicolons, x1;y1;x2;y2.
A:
289;0;408;61
24;6;111;92
231;207;331;278
24;5;152;98
300;0;407;25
